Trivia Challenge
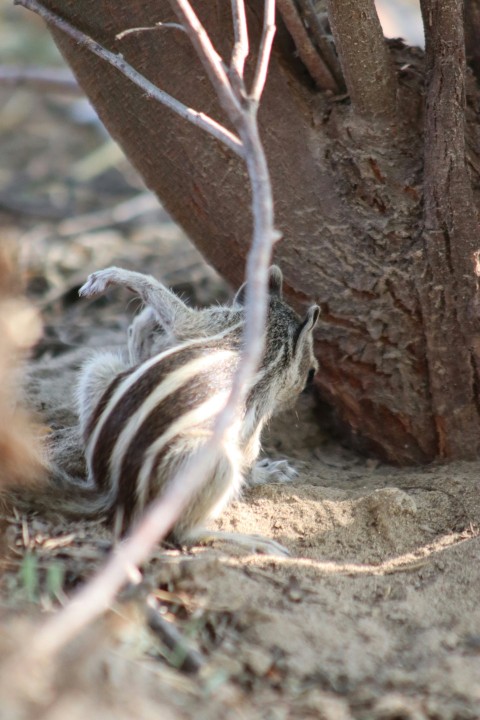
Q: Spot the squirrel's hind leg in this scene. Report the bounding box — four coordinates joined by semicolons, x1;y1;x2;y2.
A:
181;528;290;557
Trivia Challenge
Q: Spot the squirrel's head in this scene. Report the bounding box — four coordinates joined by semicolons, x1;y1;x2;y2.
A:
128;266;319;407
234;266;320;410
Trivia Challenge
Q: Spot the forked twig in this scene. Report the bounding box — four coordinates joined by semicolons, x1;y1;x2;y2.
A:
14;0;244;157
11;0;278;660
169;0;243;122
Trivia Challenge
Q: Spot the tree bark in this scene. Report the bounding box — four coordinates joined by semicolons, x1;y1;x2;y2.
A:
326;0;397;119
417;0;480;457
32;0;480;464
465;0;480;83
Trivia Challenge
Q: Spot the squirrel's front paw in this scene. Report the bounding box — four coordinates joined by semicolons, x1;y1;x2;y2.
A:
250;458;298;485
79;267;121;298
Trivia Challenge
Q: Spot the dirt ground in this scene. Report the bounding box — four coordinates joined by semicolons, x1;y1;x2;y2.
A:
1;6;480;719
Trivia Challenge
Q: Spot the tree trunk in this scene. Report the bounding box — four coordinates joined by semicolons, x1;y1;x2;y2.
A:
36;0;480;464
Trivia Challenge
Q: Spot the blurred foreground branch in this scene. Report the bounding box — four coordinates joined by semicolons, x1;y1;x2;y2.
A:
12;0;278;660
0;65;81;94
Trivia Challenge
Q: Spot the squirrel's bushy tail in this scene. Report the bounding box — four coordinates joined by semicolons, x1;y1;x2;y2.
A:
0;460;110;521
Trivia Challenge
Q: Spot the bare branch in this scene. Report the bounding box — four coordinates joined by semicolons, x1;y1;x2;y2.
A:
296;0;344;89
146;596;205;673
230;0;249;79
0;65;81;95
56;192;159;237
14;0;244;157
250;0;277;102
326;0;397;120
116;22;187;40
11;0;279;661
169;0;243;122
276;0;338;93
163;0;279;433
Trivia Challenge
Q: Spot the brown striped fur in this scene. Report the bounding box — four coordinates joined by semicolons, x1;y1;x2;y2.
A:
74;266;319;542
6;266;319;551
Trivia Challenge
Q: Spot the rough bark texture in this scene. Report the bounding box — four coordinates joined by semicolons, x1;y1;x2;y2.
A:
417;0;480;458
465;0;480;83
35;0;480;463
326;0;397;119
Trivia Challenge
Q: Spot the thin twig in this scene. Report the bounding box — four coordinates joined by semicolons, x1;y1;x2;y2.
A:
251;0;276;102
169;0;243;122
295;0;344;89
276;0;338;92
14;0;244;157
0;65;81;95
326;0;397;120
116;22;186;40
11;0;278;661
230;0;249;79
146;596;205;673
56;192;159;237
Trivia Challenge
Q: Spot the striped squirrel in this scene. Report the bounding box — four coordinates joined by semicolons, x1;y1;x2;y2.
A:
80;266;317;487
75;265;319;552
8;266;319;555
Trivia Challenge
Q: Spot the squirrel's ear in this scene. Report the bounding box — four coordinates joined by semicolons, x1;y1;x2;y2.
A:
305;304;320;330
293;305;320;352
268;265;283;296
233;281;247;306
233;265;283;306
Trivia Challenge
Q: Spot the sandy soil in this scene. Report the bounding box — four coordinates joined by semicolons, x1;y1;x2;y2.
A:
1;238;480;720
